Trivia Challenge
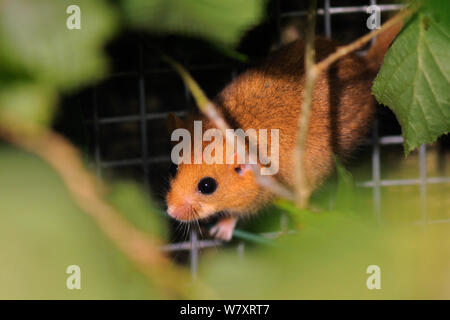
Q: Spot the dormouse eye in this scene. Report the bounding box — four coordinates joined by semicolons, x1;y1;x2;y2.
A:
169;163;178;178
197;177;217;195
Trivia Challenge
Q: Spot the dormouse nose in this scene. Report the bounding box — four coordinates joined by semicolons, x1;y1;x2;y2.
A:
167;202;195;221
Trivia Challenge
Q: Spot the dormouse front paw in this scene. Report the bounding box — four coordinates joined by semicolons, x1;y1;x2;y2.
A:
209;217;238;241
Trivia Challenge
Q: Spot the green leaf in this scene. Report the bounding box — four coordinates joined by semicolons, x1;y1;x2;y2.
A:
0;83;57;126
0;147;163;299
123;0;265;47
0;0;117;91
108;182;168;240
200;183;450;299
372;0;450;154
333;157;358;212
200;221;449;299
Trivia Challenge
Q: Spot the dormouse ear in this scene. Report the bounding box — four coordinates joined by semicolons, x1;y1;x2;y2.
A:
226;152;253;175
233;163;253;176
167;113;185;132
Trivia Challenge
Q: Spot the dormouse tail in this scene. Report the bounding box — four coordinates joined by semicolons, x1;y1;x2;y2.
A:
365;22;403;72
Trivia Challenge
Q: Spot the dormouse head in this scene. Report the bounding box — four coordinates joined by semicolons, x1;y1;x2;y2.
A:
165;114;261;221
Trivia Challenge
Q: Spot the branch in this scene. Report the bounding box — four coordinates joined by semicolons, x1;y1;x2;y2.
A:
294;0;317;209
315;6;416;74
294;5;416;209
0;118;201;299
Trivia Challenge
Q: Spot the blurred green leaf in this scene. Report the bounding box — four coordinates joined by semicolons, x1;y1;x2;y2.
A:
0;0;117;91
123;0;265;47
0;146;166;299
372;0;450;154
200;205;449;299
0;83;57;126
0;0;117;127
232;229;276;246
108;182;168;240
334;157;359;212
224;157;449;299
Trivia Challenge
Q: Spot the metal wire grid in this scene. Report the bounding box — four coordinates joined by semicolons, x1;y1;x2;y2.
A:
87;1;450;278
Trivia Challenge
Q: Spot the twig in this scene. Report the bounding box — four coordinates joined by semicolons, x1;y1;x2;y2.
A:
0;118;203;299
294;5;416;209
164;56;295;201
294;0;317;209
314;6;415;74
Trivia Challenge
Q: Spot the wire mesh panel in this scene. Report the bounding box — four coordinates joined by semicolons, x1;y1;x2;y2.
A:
81;1;450;278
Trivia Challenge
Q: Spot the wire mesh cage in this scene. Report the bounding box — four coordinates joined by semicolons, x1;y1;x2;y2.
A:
72;0;450;278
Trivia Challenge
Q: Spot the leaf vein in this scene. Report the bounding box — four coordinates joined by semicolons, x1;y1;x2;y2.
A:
422;36;450;84
421;62;448;125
